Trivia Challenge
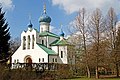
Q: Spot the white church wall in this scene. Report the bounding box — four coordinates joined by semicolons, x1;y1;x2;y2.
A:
12;44;49;64
12;46;22;63
49;55;58;63
40;23;50;32
57;46;68;64
21;29;37;50
11;37;50;69
36;31;40;44
51;46;58;53
12;27;58;64
40;37;47;46
34;44;48;63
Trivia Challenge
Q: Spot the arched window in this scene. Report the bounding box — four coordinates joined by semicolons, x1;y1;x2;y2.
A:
32;35;34;49
42;40;44;45
39;58;41;62
17;59;19;63
53;58;54;62
55;58;57;62
14;59;16;63
61;51;63;58
23;36;26;50
41;27;43;32
27;35;30;49
42;58;44;62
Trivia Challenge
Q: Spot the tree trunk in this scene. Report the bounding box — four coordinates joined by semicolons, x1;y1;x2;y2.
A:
96;66;99;79
116;63;119;77
86;65;91;78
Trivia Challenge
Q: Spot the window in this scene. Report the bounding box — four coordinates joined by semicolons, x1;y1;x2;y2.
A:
17;59;19;63
39;58;41;62
61;51;63;58
27;35;30;49
53;58;54;62
32;35;34;49
55;58;57;62
41;27;43;32
14;59;16;63
42;40;44;45
23;36;26;50
42;58;44;62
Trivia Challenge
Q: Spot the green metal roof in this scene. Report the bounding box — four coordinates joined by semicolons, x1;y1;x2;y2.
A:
37;43;57;55
50;39;69;46
34;28;39;33
39;31;59;38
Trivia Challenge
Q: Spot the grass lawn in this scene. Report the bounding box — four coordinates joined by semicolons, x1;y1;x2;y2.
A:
64;76;120;80
65;78;120;80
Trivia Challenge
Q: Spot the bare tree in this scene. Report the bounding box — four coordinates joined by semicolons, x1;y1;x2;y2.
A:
75;8;91;78
9;37;21;54
88;8;106;78
68;7;119;78
106;7;119;77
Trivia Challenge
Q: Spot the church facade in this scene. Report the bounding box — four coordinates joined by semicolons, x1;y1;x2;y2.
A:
11;5;75;69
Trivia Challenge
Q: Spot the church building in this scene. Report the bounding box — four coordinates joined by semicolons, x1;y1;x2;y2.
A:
11;4;75;69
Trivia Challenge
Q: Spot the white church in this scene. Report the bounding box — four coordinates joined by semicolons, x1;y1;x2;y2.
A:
11;5;75;68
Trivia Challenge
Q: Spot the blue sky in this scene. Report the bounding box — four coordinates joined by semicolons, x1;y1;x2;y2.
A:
5;0;76;38
1;0;120;38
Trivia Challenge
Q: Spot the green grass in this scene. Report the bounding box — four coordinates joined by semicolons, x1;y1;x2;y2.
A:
64;78;120;80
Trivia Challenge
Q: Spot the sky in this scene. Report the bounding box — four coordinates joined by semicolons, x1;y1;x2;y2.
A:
1;0;120;38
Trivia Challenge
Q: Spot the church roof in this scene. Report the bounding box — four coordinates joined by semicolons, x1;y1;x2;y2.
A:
37;43;57;55
50;39;69;46
39;31;59;38
34;28;39;33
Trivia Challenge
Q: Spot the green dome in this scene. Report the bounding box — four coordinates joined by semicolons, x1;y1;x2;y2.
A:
39;13;51;23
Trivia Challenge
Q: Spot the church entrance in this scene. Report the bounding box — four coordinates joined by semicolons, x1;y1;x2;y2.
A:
26;57;32;64
24;55;32;70
24;55;32;63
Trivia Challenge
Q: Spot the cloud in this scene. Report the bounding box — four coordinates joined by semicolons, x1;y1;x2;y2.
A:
0;0;14;10
50;25;60;34
51;0;120;15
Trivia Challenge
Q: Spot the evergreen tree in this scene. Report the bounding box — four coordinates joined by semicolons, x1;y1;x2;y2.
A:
0;7;10;60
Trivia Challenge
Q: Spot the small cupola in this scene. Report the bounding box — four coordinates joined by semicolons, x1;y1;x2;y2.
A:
28;20;33;31
60;30;64;37
60;29;65;40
